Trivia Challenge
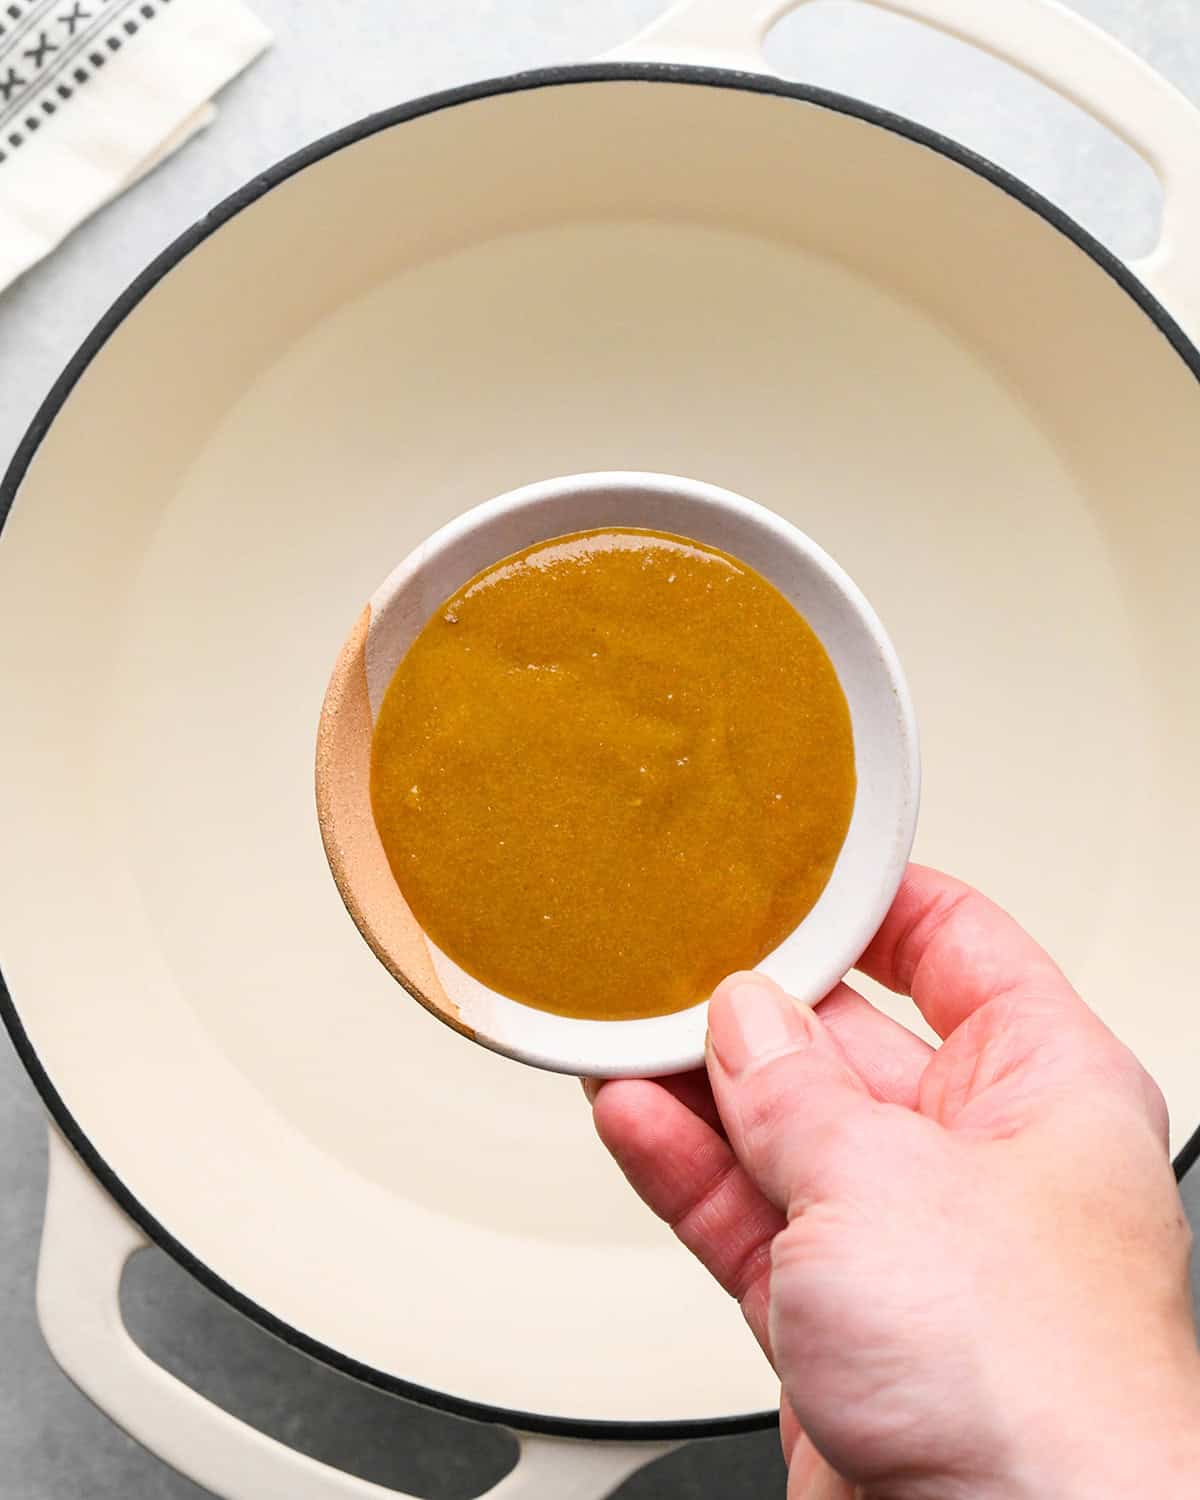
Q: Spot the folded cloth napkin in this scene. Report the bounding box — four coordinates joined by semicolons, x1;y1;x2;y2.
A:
0;0;270;291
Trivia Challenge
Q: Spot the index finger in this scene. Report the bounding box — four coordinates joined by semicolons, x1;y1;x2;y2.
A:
591;1078;782;1355
857;863;1079;1040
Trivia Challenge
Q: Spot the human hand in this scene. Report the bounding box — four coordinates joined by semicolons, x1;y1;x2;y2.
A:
587;866;1200;1499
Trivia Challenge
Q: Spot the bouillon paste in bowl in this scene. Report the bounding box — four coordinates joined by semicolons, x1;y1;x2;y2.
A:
369;528;855;1022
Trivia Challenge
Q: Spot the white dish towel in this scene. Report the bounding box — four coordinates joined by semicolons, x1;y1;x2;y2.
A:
0;0;270;291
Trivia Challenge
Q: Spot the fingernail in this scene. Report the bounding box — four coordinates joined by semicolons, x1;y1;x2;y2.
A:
580;1077;601;1104
708;975;812;1076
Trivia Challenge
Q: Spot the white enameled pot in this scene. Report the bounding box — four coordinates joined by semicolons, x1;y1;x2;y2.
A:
1;1;1199;1497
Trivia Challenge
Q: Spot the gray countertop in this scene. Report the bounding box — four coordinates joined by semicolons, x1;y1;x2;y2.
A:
2;3;1198;1496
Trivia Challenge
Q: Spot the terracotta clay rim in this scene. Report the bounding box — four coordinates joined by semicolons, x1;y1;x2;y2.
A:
314;604;473;1040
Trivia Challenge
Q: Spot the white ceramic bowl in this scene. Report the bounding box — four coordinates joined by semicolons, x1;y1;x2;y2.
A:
316;471;919;1076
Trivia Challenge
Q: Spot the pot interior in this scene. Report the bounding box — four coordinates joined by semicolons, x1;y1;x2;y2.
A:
1;72;1198;1426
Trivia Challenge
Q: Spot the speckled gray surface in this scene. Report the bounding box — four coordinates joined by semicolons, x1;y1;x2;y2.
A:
2;3;1199;1497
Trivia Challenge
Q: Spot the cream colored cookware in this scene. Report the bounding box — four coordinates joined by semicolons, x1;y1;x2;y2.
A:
2;1;1198;1496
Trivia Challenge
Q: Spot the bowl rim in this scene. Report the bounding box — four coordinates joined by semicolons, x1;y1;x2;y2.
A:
321;468;921;1079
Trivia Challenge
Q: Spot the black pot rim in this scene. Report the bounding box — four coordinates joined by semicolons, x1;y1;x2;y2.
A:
3;60;1200;1445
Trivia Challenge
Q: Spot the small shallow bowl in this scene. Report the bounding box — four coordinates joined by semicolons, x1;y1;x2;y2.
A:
316;471;919;1076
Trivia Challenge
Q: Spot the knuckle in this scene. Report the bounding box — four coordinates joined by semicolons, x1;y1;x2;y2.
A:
817;1098;892;1155
728;1237;775;1307
1137;1067;1171;1145
737;1054;803;1153
805;1110;864;1165
1088;1032;1172;1141
896;885;975;990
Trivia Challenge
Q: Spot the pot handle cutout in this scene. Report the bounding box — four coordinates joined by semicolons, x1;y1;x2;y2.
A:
608;0;1200;343
37;1130;675;1500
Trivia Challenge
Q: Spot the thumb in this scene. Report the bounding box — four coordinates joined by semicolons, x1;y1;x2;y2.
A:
706;972;888;1216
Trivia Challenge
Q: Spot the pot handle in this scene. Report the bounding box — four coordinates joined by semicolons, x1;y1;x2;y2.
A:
608;0;1200;340
37;1129;674;1500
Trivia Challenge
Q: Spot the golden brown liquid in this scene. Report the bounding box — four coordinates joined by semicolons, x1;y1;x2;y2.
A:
370;529;855;1021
